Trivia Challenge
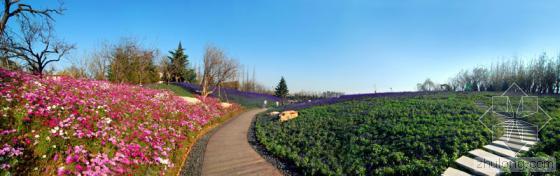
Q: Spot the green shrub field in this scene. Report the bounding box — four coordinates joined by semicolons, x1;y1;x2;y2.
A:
255;93;500;175
520;96;560;175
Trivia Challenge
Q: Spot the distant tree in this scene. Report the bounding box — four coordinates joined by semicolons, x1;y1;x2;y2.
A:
159;57;172;83
556;56;560;93
167;42;196;82
447;53;560;94
0;55;18;69
274;77;289;101
57;64;87;78
254;83;273;94
416;78;436;91
439;84;453;91
200;45;238;97
86;43;111;80
107;39;159;84
471;67;489;91
239;66;256;92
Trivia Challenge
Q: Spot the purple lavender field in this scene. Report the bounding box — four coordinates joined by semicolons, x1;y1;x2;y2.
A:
175;82;281;107
279;91;431;110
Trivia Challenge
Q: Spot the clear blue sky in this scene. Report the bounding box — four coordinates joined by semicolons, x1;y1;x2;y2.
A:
45;0;560;93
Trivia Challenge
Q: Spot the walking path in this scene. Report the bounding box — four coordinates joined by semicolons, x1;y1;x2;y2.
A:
201;109;282;176
442;112;539;176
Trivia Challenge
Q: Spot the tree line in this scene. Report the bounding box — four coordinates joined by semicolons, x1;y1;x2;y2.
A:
0;0;283;98
86;39;198;85
418;54;560;94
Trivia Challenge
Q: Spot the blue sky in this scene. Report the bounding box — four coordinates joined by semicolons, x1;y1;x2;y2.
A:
43;0;560;93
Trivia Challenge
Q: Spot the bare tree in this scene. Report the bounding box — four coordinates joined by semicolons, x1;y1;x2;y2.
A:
159;56;172;83
0;0;63;36
106;38;159;84
416;78;436;91
200;45;238;97
57;64;86;78
1;18;73;75
445;53;560;94
87;43;111;80
0;53;17;69
471;67;489;91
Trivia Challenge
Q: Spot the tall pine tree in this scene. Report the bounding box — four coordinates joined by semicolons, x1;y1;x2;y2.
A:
274;77;289;102
167;42;196;82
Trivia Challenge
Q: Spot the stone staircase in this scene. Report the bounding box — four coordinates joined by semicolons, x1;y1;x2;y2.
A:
442;111;539;176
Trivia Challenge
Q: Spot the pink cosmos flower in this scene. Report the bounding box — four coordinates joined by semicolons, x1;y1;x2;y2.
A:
0;68;239;175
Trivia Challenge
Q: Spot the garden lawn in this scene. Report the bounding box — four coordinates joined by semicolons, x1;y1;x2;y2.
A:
0;69;239;175
147;83;194;97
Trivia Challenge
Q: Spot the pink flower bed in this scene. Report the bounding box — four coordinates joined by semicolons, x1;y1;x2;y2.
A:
0;69;238;175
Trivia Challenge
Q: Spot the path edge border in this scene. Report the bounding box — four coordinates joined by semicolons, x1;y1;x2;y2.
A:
177;108;246;176
248;112;302;176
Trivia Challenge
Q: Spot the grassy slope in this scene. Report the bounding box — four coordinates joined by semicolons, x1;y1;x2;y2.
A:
148;84;194;97
0;70;235;175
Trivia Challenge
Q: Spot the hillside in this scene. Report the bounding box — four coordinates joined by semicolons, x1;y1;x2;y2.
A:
0;69;238;175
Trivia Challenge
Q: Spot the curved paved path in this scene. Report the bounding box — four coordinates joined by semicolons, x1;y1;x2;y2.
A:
202;109;282;176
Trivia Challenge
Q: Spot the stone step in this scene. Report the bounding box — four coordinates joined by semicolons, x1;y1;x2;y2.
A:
469;149;513;168
442;167;472;176
499;137;537;146
504;129;537;134
483;145;517;158
503;120;533;124
502;131;537;138
492;140;530;152
504;132;537;138
455;156;501;176
504;120;532;124
506;134;538;141
502;125;535;130
504;131;537;138
503;124;533;128
504;128;536;133
501;124;534;129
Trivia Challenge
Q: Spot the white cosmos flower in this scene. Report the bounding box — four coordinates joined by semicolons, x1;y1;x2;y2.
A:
157;157;169;165
105;118;112;124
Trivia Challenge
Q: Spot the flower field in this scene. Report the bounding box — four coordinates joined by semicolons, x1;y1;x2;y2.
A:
0;69;238;175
